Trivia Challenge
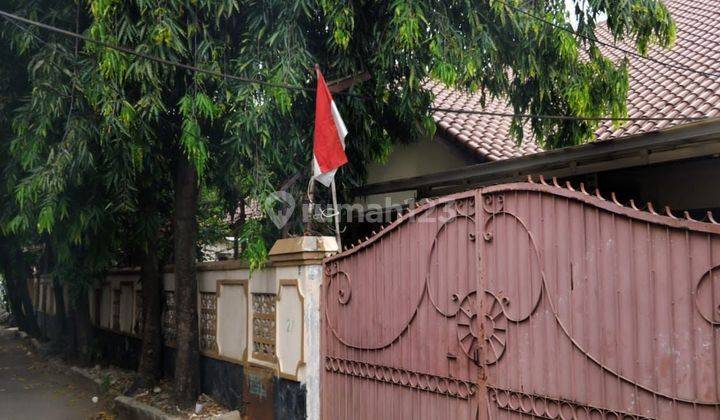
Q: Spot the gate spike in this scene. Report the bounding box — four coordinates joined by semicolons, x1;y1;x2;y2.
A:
611;192;624;207
707;211;719;224
647;202;658;215
664;206;677;219
629;199;639;211
552;177;560;187
565;181;575;191
579;183;589;195
527;175;535;183
595;188;605;201
539;175;549;186
683;211;696;222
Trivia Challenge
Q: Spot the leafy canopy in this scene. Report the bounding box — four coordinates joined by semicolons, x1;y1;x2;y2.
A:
0;0;676;268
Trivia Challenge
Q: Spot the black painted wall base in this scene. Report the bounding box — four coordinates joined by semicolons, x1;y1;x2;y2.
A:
36;311;63;343
94;327;306;419
274;377;306;420
94;328;142;370
32;317;307;419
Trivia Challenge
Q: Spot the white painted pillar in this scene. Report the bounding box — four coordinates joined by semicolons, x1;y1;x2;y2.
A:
269;236;337;420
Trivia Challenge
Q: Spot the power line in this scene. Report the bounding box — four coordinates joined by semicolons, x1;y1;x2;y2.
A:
0;8;715;123
0;9;318;94
493;0;720;78
428;107;709;121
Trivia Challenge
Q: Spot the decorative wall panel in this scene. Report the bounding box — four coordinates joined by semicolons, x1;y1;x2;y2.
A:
119;283;134;333
199;292;218;353
216;280;248;361
112;289;121;330
162;291;176;345
134;290;143;335
252;293;276;362
100;285;111;328
276;280;304;380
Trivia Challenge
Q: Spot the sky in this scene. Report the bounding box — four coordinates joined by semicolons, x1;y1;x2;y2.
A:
565;0;607;28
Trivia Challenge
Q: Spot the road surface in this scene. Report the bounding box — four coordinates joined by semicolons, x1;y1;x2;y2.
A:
0;326;112;420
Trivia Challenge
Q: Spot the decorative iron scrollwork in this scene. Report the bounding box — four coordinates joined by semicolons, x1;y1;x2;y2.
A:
488;386;654;420
484;193;720;406
325;262;351;305
325;356;478;400
695;265;720;325
456;291;507;366
453;197;476;217
482;194;504;214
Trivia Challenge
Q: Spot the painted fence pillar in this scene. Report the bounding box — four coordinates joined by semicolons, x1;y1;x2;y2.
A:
268;236;337;420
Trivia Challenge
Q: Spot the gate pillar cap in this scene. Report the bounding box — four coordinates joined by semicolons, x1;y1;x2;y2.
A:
269;236;338;266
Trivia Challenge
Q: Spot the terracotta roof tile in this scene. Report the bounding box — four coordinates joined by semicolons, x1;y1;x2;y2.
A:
431;0;720;161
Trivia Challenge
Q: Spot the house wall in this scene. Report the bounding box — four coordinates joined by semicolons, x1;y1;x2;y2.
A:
596;156;720;214
362;135;478;206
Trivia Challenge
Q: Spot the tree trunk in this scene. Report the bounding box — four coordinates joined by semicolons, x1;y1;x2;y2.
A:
3;276;23;327
138;232;163;383
73;287;94;365
46;245;68;344
173;153;200;406
16;273;40;337
52;276;68;343
0;243;41;337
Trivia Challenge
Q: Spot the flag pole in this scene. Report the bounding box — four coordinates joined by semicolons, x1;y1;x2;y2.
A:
306;175;316;234
330;179;342;249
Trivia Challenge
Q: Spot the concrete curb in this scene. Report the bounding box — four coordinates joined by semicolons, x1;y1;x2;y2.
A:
114;396;241;420
114;396;181;420
69;366;103;388
211;411;241;420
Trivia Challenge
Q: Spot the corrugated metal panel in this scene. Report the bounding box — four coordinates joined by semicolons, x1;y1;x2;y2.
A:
322;179;720;419
323;191;480;419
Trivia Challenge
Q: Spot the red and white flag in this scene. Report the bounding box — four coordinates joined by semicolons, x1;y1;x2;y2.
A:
312;68;348;187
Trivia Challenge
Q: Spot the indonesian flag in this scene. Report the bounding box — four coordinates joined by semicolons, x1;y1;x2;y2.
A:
312;68;348;187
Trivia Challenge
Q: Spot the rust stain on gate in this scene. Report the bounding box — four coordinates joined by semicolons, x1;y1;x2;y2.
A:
322;179;720;419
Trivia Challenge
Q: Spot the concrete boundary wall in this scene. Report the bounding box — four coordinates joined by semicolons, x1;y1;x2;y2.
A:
28;236;337;420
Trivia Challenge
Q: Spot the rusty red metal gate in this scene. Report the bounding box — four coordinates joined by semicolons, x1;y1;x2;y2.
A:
322;179;720;419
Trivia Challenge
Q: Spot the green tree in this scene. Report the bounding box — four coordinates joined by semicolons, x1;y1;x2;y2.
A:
88;0;674;405
0;1;168;366
2;0;674;405
0;12;46;339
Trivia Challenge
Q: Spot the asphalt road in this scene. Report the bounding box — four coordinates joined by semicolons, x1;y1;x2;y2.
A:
0;326;112;420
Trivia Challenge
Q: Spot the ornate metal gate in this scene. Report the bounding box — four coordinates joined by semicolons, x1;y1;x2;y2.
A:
322;179;720;419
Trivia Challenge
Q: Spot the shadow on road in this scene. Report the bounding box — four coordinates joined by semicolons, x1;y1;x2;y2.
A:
0;326;114;420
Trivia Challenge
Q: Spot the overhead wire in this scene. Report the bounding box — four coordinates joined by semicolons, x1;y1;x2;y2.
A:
0;9;318;94
428;107;708;121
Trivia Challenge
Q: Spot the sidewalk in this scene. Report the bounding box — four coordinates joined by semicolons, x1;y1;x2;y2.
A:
0;326;112;420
